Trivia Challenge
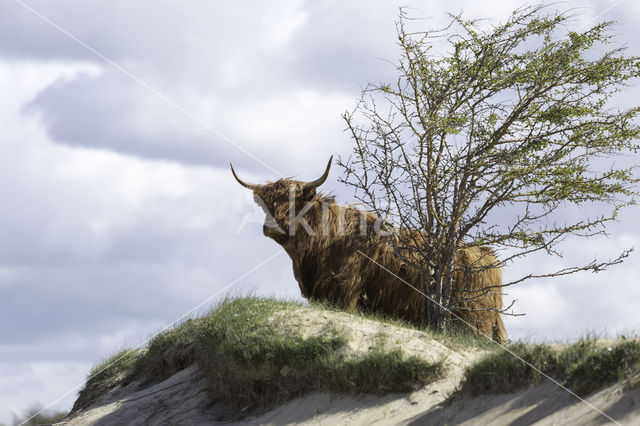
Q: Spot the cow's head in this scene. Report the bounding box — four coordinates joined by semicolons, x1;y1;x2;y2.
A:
230;156;332;243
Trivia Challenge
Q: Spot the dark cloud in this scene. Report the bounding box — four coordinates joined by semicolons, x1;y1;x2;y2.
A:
24;68;350;173
9;1;411;171
24;71;233;167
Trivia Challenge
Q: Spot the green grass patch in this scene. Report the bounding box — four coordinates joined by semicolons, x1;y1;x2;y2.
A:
458;337;640;397
76;296;444;417
86;348;143;388
72;347;145;413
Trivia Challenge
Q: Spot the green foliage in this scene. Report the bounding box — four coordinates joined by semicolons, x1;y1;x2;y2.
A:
77;297;444;417
341;5;640;319
458;337;640;397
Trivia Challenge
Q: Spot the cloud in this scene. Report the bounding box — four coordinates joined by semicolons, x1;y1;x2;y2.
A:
0;60;301;420
0;361;91;423
503;230;640;341
1;0;640;421
24;69;352;172
3;1;419;172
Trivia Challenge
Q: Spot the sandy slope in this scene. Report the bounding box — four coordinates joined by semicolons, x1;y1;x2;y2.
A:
60;308;640;425
59;366;215;426
405;378;640;426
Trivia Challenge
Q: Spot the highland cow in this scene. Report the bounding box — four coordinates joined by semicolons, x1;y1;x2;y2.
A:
231;157;507;342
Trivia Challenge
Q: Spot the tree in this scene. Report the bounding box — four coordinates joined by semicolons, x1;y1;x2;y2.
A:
339;5;640;333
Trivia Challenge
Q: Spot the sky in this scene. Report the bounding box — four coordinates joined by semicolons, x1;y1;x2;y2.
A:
1;0;639;422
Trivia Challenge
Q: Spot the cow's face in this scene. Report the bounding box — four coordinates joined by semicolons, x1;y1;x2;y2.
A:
230;157;332;244
251;179;318;243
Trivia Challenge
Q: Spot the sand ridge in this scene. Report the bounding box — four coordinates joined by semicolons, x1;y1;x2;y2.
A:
60;307;640;425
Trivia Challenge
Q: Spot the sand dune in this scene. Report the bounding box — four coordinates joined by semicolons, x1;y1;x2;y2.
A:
60;307;640;425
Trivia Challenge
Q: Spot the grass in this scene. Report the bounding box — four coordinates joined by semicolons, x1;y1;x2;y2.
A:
86;348;143;388
308;298;497;351
77;296;640;418
76;296;444;417
457;337;640;397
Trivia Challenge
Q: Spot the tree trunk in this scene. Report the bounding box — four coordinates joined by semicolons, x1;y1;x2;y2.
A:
423;266;445;332
422;252;454;333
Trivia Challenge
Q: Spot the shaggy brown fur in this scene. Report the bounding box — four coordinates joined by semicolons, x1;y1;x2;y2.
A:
242;177;507;343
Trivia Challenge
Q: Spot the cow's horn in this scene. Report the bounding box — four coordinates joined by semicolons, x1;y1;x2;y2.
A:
230;163;261;190
303;156;333;190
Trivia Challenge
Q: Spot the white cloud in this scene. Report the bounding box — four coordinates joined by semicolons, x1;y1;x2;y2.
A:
0;59;297;416
0;361;91;425
504;282;570;339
